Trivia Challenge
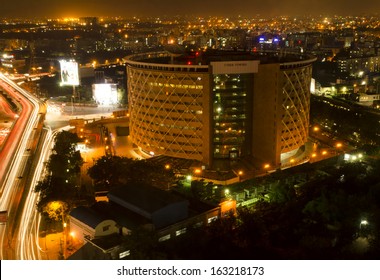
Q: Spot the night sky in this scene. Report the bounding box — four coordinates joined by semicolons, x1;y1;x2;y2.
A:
1;0;379;18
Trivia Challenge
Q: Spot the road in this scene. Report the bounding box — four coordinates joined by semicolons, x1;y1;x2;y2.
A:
0;73;42;259
16;127;58;260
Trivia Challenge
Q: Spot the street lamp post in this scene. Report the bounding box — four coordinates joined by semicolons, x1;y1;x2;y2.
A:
359;219;369;237
71;95;74;115
63;221;67;259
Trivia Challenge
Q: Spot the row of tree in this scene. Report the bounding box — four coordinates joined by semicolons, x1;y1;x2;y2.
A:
87;155;177;191
35;131;85;222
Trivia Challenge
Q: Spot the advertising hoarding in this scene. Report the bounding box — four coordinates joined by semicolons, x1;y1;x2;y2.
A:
60;60;79;86
92;83;118;106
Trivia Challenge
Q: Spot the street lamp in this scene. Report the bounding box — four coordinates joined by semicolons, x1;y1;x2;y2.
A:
69;231;75;247
238;170;243;182
359;219;369;238
360;219;368;229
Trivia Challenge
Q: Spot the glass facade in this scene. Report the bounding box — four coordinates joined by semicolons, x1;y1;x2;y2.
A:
212;74;253;158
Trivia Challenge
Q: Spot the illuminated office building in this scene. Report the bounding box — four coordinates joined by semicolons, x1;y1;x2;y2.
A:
125;51;316;169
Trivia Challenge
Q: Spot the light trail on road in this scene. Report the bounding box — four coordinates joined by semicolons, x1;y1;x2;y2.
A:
17;127;55;260
0;73;40;259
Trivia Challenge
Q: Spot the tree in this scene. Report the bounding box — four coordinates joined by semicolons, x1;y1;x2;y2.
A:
267;180;297;204
87;155;131;190
43;201;68;222
53;130;81;156
88;156;177;191
35;131;84;220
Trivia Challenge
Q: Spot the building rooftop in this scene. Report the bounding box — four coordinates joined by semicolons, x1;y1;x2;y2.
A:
92;201;152;230
127;49;316;66
70;205;111;229
108;183;188;215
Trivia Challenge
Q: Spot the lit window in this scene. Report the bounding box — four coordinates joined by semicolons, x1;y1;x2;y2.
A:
194;222;203;228
158;234;171;242
208;216;218;224
119;250;130;258
176;228;187;236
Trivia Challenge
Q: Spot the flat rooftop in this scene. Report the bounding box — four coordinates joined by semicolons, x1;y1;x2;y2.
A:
128;50;315;66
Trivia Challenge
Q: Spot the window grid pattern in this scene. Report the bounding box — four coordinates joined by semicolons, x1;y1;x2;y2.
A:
212;74;248;158
128;67;205;160
280;66;312;153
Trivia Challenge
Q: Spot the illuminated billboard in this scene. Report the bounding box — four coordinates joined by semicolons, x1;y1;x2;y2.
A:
60;60;79;86
92;83;118;106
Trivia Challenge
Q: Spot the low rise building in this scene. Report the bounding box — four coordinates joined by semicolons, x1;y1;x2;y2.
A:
69;206;119;243
69;183;236;258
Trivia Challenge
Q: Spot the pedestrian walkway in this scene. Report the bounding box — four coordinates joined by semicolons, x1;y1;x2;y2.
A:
39;232;63;260
39;231;83;260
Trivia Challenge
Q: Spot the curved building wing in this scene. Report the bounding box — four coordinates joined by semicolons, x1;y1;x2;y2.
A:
127;53;211;162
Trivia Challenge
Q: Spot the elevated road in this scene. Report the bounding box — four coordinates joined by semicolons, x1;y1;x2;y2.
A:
0;73;43;259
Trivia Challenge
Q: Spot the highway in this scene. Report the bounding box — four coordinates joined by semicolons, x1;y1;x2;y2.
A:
0;73;42;259
16;127;58;260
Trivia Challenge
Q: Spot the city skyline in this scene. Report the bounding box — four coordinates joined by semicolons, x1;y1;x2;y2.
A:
1;0;379;18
